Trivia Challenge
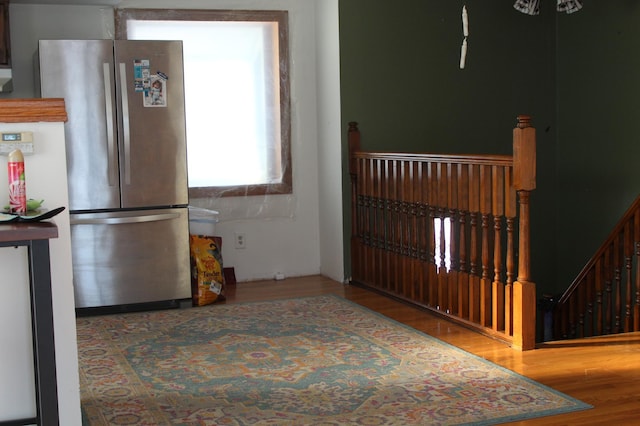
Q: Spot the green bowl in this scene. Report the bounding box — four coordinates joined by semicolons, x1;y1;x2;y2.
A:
4;198;44;212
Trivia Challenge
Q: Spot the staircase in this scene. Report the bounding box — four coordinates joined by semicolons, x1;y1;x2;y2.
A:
553;195;640;339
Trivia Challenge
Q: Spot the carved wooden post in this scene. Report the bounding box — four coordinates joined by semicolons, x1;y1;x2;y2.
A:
512;114;537;350
349;122;361;283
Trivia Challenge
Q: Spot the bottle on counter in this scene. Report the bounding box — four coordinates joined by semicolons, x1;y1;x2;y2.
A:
7;148;27;214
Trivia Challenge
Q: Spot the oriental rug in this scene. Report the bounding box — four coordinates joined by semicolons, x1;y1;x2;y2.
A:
77;295;591;425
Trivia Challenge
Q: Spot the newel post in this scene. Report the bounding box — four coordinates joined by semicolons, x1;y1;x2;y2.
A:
348;122;360;176
348;122;361;283
512;114;537;350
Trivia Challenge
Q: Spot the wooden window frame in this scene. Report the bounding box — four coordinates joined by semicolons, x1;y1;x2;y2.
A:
115;8;292;198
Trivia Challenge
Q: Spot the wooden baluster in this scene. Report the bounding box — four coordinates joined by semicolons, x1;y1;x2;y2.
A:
384;159;393;292
564;298;572;339
398;160;408;296
613;232;622;333
404;160;412;297
370;160;378;287
396;160;402;270
381;160;390;291
386;161;392;292
624;220;633;332
584;268;596;336
378;159;386;291
457;164;470;319
407;160;416;299
428;162;438;307
398;160;406;297
395;160;403;296
360;157;368;285
419;161;429;305
604;244;612;335
364;158;372;286
437;162;448;311
404;161;411;298
504;167;516;337
635;210;640;332
448;162;459;315
371;158;380;289
567;292;575;339
359;157;367;283
392;159;401;294
370;159;378;286
569;293;577;339
391;162;398;292
480;164;492;327
378;159;390;290
577;282;585;338
388;160;394;292
405;160;412;298
468;163;480;323
412;161;424;302
363;158;372;286
512;114;536;351
377;162;384;290
513;189;535;347
492;165;505;332
417;162;425;301
595;257;604;335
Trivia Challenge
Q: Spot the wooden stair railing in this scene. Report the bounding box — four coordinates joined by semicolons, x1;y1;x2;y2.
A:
348;115;537;350
553;194;640;339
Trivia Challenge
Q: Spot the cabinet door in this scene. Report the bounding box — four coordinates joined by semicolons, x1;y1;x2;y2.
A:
0;0;9;67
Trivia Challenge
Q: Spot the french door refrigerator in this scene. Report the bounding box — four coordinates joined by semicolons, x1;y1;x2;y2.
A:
38;39;191;310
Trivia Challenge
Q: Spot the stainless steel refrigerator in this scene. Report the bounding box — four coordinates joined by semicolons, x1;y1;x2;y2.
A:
38;39;191;310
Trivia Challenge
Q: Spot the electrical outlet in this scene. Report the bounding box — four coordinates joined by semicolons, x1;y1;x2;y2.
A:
234;232;246;249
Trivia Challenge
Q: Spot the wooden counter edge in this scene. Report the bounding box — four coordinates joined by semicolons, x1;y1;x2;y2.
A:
0;98;68;123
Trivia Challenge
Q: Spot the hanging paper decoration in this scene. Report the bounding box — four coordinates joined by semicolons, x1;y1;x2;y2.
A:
460;5;469;69
460;39;467;69
513;0;540;16
513;0;582;15
462;5;469;37
557;0;582;14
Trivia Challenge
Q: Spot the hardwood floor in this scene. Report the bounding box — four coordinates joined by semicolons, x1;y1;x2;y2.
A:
224;275;640;425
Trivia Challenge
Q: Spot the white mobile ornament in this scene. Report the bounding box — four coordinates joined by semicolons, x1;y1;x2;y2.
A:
460;5;469;69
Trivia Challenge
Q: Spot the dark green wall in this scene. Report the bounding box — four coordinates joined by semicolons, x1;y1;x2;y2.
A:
556;3;640;289
339;1;559;293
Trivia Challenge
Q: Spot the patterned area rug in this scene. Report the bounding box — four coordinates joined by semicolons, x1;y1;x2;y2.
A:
77;295;591;425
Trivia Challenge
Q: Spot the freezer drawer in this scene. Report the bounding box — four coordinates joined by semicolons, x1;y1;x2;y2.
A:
70;208;190;308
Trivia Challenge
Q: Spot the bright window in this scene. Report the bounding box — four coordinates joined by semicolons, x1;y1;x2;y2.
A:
115;9;292;197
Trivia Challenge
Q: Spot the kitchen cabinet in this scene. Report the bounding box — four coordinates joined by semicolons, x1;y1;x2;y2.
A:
0;0;9;67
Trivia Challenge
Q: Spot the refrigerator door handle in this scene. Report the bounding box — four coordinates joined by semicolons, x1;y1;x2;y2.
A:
71;212;181;225
103;62;117;187
119;62;132;185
